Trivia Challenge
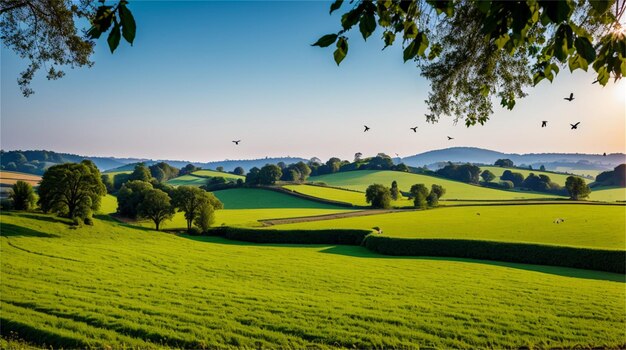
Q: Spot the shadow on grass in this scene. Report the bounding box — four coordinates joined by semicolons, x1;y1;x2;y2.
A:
320;245;626;283
181;234;336;249
7;212;72;225
0;223;59;238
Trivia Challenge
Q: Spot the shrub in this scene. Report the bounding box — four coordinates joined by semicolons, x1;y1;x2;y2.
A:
208;227;372;245
83;217;94;226
365;184;392;209
187;227;202;236
363;236;625;274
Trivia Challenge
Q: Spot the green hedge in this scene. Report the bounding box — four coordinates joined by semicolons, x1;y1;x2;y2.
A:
207;227;371;245
363;236;626;274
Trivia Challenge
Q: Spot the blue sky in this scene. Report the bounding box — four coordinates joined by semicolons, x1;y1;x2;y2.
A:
1;1;624;162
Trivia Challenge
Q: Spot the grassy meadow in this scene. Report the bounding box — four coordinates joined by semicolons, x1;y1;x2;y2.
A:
1;211;625;349
309;170;563;200
479;166;577;186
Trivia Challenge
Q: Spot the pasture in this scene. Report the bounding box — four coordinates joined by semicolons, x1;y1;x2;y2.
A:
273;204;626;250
283;184;412;207
480;166;576;186
588;187;626;202
309;170;562;200
1;211;624;349
192;170;245;181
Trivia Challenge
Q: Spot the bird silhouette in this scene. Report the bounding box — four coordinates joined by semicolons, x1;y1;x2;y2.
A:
232;140;241;145
447;136;454;140
410;126;418;133
570;122;580;130
363;125;370;132
541;121;548;127
564;93;574;101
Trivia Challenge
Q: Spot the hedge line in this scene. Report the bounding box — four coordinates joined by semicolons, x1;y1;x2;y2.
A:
207;226;371;245
363;236;626;274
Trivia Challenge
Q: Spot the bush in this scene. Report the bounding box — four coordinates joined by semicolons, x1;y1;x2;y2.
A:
71;217;82;226
208;227;372;245
363;236;625;274
83;217;94;226
0;198;13;210
187;227;202;236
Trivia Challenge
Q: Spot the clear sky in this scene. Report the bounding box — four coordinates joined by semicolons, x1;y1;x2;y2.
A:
1;1;624;162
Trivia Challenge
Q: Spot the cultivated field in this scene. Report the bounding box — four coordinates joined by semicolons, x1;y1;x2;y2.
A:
1;211;624;349
0;171;41;187
309;170;563;200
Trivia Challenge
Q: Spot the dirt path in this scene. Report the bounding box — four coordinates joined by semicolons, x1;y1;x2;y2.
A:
259;209;415;226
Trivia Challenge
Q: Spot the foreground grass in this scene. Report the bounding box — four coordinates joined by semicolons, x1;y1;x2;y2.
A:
309;170;562;200
1;212;624;348
274;204;626;250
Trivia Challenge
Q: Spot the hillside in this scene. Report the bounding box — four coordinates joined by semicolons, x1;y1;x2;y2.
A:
107;157;308;173
2;211;625;348
402;147;625;172
309;170;563;200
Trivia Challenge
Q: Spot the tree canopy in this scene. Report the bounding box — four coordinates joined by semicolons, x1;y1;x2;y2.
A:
9;180;36;211
314;0;625;125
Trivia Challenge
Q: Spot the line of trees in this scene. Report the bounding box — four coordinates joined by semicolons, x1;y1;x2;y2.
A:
365;181;446;209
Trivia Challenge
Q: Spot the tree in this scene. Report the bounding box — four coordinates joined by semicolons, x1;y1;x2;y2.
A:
354;152;363;162
172;186;223;231
117;180;154;218
436;163;481;184
394;163;409;172
293;161;312;181
430;184;446;200
149;162;179;182
494;159;514;167
365;184;391;209
314;0;624;125
480;170;496;182
101;174;114;193
501;170;525;187
565;176;591;200
258;164;282;185
180;163;200;176
281;168;300;182
216;166;224;172
1;0;136;96
410;184;429;209
9;180;36;210
326;157;342;173
113;173;131;190
137;189;174;231
426;191;439;208
233;166;245;176
245;167;261;185
38;160;106;219
128;164;152;182
540;165;546;171
390;180;399;200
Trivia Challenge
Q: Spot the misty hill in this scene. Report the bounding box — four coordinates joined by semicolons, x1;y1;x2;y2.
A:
402;147;626;171
0;150;146;174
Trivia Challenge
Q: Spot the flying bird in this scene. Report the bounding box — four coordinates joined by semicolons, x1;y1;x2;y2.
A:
232;140;241;145
570;122;580;130
541;121;548;127
410;126;418;133
447;136;454;140
564;93;574;101
363;125;370;132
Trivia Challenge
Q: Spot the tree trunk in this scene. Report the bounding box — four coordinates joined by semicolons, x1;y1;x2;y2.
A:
154;219;160;231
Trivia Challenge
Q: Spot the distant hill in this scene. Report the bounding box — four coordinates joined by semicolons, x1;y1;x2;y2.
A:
107;157;309;173
402;147;626;172
0;150;148;174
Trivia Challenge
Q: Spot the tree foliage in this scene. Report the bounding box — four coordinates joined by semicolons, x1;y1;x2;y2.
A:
1;0;135;96
436;163;481;184
9;180;36;210
565;176;591;200
390;180;400;200
365;184;392;209
117;180;153;218
38;160;106;219
494;159;515;167
410;183;430;209
480;169;496;182
315;0;625;125
172;186;223;232
258;164;283;185
137;188;174;231
501;170;525;187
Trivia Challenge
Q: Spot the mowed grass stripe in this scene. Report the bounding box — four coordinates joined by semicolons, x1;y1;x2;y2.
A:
273;204;626;250
309;170;562;200
1;212;625;348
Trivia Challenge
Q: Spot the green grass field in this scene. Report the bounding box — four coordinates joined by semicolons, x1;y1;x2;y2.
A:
212;188;346;210
192;170;245;181
283;184;412;207
589;187;626;202
165;174;209;186
480;166;576;186
274;204;626;250
102;170;132;181
309;170;563;200
554;166;603;178
1;211;624;348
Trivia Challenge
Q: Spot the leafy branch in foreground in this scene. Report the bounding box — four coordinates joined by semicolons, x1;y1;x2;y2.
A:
0;0;135;97
314;0;626;126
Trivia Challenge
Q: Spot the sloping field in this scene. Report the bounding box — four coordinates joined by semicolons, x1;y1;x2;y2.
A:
1;212;624;348
213;188;347;210
165;174;208;186
283;184;412;207
0;171;41;186
192;170;245;181
480;166;575;186
555;167;603;178
589;187;626;202
309;170;562;200
274;204;626;250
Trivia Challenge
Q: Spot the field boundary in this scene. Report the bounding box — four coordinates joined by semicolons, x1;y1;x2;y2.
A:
259;209;412;226
262;186;363;208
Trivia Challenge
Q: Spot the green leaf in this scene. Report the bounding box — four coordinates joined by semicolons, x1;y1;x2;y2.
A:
539;0;571;23
329;0;343;14
426;0;454;16
119;3;136;44
553;24;573;62
87;26;102;39
588;0;610;14
107;22;121;53
312;34;338;47
574;36;596;62
403;21;418;40
334;37;348;65
568;54;588;72
341;6;362;30
620;59;626;76
382;31;396;50
359;12;376;40
403;40;418;62
417;32;429;56
476;0;491;13
494;35;509;49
